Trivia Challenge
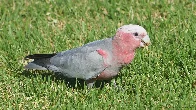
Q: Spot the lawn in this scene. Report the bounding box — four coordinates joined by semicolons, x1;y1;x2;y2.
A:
0;0;196;109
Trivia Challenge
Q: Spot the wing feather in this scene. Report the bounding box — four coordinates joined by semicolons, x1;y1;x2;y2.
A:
49;47;107;80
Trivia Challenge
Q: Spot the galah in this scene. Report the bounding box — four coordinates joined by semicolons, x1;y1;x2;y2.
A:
24;24;151;87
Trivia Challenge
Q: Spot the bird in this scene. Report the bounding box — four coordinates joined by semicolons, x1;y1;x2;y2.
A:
24;24;151;88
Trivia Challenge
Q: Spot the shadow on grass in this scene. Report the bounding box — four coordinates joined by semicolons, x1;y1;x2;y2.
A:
20;70;111;90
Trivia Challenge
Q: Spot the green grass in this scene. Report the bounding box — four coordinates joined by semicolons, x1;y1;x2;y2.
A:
0;0;196;109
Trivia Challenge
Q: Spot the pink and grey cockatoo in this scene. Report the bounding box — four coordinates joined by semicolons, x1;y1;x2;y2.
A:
24;24;151;87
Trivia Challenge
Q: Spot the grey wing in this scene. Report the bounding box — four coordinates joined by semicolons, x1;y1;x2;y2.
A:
49;48;106;80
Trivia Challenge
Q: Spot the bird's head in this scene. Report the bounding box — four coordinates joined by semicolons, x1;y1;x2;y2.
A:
114;24;151;50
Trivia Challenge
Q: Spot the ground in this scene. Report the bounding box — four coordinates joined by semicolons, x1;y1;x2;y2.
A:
0;0;196;109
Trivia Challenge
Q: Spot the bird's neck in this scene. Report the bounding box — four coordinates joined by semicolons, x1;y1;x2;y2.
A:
112;39;135;65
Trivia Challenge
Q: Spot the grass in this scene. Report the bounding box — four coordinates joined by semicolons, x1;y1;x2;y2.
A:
0;0;196;109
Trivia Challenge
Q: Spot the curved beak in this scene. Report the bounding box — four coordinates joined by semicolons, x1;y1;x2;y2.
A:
140;35;151;47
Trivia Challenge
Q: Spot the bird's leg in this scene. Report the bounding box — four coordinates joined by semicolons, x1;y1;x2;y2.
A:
112;77;123;90
86;78;96;88
112;79;117;87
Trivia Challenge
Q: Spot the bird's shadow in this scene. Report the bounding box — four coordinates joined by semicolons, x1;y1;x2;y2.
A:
20;70;110;90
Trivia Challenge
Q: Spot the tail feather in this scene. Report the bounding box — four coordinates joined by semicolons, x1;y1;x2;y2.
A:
24;53;56;70
25;62;47;70
25;53;56;60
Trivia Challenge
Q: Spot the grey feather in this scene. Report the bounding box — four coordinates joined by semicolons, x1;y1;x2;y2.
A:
25;62;47;70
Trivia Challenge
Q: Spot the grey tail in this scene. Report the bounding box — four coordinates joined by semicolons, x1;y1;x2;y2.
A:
24;53;56;70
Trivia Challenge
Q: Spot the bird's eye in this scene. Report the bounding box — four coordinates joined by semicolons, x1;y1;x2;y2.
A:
134;32;138;36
